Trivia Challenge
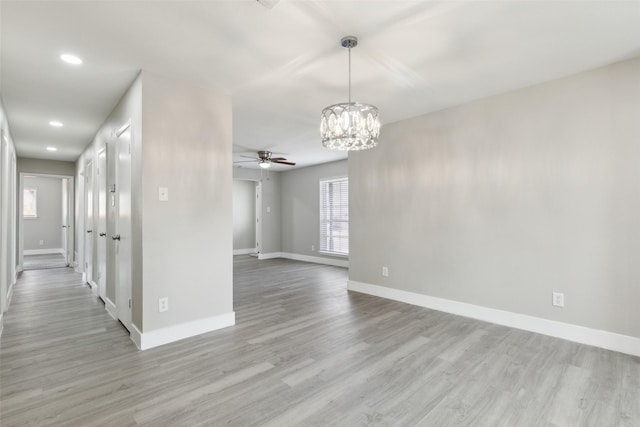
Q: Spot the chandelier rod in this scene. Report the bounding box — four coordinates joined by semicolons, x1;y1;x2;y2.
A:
348;45;351;104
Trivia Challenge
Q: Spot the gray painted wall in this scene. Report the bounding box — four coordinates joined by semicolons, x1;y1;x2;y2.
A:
140;71;232;332
233;168;281;255
75;71;233;334
233;179;256;251
23;176;63;250
349;57;640;339
17;158;75;176
280;160;348;260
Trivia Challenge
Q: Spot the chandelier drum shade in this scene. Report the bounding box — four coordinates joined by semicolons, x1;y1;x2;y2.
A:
321;36;380;151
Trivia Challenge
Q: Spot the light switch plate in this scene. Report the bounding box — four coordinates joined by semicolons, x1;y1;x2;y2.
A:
159;187;169;202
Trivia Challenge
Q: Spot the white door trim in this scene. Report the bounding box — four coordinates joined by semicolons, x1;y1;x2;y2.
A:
18;172;75;272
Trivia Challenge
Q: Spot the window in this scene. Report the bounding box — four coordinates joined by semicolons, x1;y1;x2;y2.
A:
24;187;37;218
320;177;348;256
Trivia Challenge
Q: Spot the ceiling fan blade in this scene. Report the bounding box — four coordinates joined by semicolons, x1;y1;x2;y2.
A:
270;157;287;161
233;160;258;163
272;160;296;166
240;155;261;160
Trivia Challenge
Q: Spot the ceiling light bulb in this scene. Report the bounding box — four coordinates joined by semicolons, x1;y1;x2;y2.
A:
259;161;271;169
60;54;82;65
46;147;57;151
49;120;63;127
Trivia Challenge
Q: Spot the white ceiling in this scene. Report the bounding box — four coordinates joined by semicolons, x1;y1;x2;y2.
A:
2;1;639;170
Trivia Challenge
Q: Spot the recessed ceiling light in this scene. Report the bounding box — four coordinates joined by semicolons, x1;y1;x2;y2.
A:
46;147;57;152
60;53;82;65
49;120;63;127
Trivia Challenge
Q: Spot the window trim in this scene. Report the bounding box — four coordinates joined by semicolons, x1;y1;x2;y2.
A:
319;176;349;257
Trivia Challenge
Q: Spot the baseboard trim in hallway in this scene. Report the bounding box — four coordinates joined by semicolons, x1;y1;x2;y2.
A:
132;312;236;350
348;280;640;357
105;297;117;320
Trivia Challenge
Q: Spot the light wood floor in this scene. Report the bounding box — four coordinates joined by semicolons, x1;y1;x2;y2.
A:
22;253;68;271
1;256;639;426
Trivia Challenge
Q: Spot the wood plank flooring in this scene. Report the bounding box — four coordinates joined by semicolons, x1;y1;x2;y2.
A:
1;256;639;426
22;253;67;271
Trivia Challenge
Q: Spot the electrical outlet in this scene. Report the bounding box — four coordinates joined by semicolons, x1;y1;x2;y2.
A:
311;245;315;252
39;240;44;246
552;292;564;307
382;266;389;277
159;297;169;312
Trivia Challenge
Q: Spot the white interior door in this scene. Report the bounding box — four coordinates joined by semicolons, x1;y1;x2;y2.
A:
115;122;132;331
84;161;94;285
61;178;70;266
97;148;107;300
255;182;261;254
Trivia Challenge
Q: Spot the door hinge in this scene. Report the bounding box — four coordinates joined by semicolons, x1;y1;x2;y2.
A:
129;299;131;309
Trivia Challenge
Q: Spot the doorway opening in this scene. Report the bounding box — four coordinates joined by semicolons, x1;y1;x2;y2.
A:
232;179;261;257
18;173;74;272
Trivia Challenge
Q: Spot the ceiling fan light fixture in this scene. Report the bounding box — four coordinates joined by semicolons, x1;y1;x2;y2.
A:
259;160;271;169
321;36;380;151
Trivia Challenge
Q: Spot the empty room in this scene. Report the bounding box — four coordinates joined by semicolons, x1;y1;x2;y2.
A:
1;1;639;425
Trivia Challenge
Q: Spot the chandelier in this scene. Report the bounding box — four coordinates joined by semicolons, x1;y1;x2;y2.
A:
321;36;380;151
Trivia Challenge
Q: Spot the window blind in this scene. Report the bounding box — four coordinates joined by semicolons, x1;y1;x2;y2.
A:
319;177;348;256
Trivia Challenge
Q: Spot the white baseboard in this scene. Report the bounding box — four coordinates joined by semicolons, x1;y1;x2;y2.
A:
131;311;236;350
130;324;143;348
257;252;348;268
348;280;640;358
82;272;87;283
24;248;64;256
0;313;3;337
281;252;348;268
105;297;117;320
233;248;257;256
7;281;15;308
258;252;282;260
89;281;98;295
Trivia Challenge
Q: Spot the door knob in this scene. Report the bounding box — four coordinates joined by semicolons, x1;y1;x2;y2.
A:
112;234;121;241
87;230;93;233
99;232;106;237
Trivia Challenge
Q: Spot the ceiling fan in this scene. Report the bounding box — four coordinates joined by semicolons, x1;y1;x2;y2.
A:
234;151;296;169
